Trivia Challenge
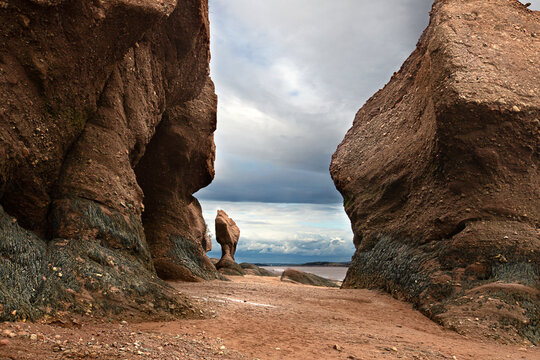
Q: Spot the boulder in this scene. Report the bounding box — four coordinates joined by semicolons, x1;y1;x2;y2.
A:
330;0;539;344
280;269;339;288
214;210;243;275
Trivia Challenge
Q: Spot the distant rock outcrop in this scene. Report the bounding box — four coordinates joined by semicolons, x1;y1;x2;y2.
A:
331;0;539;343
0;0;217;320
240;263;279;277
280;269;339;288
214;210;243;275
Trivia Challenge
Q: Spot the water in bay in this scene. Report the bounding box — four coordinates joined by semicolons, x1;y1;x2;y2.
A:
261;266;348;281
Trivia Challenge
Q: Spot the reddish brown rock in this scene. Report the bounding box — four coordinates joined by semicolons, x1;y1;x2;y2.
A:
215;210;243;275
331;0;539;344
280;269;339;288
135;78;219;281
0;0;216;320
51;0;212;258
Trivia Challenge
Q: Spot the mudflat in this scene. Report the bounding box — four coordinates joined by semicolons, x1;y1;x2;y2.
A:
0;275;538;359
158;276;538;359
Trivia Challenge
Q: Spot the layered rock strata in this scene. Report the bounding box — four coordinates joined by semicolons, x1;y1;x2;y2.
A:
0;0;217;320
331;0;539;344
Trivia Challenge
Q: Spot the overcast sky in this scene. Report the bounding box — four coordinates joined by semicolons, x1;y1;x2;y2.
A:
203;201;354;264
196;0;539;263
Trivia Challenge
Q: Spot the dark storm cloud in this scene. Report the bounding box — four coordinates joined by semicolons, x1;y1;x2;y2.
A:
199;0;540;204
198;0;435;203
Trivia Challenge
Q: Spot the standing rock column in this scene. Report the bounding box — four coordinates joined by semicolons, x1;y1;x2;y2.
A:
215;210;243;275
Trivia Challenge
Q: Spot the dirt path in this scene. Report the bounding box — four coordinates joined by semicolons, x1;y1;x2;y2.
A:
0;275;538;359
147;276;538;360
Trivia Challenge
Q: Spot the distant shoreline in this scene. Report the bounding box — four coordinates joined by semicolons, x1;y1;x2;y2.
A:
254;261;350;267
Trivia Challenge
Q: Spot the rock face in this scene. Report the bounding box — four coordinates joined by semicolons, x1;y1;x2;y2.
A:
0;0;217;320
214;210;243;275
331;0;539;344
240;263;279;277
280;269;339;288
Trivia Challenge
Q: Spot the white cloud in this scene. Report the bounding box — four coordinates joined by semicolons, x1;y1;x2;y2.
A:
200;200;354;260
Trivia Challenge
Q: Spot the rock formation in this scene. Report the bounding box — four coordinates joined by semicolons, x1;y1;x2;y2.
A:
280;269;339;288
0;0;217;321
331;0;539;344
214;210;244;276
135;78;219;282
240;263;279;277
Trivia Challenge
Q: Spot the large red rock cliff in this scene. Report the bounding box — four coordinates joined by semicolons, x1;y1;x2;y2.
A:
0;0;218;320
331;0;539;344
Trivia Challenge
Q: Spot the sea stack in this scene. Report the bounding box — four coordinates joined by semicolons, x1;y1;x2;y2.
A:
330;0;539;344
215;210;243;275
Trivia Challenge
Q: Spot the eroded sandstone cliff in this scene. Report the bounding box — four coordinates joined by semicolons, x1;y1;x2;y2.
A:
0;0;218;320
331;0;539;344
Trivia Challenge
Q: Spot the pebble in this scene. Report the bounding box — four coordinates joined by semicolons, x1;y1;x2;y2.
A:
30;334;38;341
0;339;10;346
333;344;342;351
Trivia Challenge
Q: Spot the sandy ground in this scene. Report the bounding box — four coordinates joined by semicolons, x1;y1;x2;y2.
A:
0;275;538;359
157;276;539;360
